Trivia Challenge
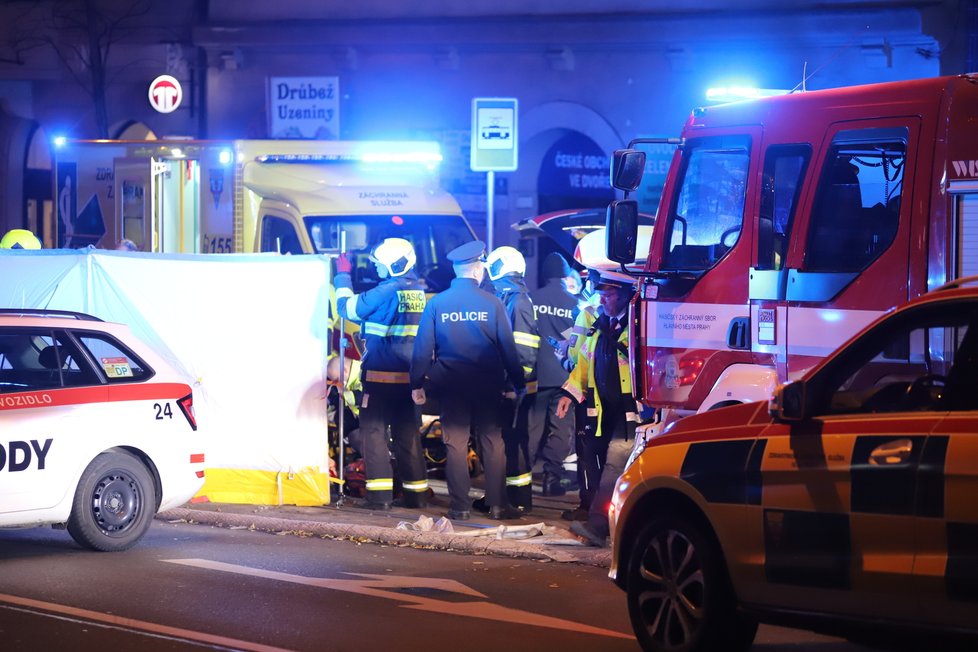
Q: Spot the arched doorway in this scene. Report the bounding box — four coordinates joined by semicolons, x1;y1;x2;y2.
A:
507;102;622;287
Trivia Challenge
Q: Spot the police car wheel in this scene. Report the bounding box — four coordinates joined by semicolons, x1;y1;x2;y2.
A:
67;450;156;552
625;515;756;652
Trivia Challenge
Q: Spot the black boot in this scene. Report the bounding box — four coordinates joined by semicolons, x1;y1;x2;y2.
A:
542;474;566;496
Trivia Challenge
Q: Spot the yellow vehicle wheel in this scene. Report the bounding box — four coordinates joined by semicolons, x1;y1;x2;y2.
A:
625;515;756;652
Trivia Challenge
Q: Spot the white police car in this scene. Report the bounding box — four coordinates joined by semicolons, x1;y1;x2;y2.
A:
0;309;204;551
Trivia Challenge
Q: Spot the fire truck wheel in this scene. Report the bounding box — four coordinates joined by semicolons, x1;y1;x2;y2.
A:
67;450;156;552
625;514;756;652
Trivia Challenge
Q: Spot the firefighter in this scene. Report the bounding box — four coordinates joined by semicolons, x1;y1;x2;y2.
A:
528;252;578;497
556;270;639;546
486;245;539;513
335;237;429;510
0;229;41;250
410;240;525;521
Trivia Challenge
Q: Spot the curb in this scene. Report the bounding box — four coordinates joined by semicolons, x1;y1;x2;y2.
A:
158;508;612;568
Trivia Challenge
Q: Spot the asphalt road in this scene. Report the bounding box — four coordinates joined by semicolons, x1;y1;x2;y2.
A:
0;520;874;652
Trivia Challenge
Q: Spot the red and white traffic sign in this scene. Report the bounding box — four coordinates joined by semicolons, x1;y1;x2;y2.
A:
148;75;183;114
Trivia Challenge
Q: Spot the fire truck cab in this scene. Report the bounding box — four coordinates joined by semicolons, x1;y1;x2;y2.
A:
608;73;978;421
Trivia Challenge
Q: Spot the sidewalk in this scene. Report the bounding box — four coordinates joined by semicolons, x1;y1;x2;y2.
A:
158;478;612;568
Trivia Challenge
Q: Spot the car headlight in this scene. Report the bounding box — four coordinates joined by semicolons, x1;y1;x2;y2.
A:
624;421;659;471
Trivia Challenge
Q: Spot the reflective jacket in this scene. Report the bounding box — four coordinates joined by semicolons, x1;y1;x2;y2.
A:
530;278;578;387
562;304;598;373
342;359;363;416
494;274;539;393
335;272;426;379
562;312;638;438
410;277;525;394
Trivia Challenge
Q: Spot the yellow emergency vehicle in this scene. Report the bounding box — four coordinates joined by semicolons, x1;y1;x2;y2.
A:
52;139;474;294
610;277;978;651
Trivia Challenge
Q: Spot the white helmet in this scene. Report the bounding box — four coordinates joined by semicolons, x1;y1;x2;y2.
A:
369;237;416;277
486;246;526;281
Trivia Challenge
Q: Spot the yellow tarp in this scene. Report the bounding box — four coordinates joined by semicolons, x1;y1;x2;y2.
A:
195;467;334;506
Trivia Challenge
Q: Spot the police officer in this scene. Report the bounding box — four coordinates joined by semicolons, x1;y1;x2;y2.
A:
486;245;539;513
335;237;429;510
0;229;41;250
528;252;578;497
556;270;639;546
410;240;526;521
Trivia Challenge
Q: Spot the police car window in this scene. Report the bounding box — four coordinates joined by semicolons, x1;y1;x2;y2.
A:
823;306;977;415
0;330;96;392
76;334;151;383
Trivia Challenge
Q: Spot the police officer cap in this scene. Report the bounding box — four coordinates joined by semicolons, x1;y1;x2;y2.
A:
592;269;634;291
447;240;487;265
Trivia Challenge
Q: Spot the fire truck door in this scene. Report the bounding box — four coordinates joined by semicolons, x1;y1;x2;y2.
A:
783;119;920;380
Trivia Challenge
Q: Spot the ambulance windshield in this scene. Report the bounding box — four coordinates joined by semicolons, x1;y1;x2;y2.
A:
306;213;475;292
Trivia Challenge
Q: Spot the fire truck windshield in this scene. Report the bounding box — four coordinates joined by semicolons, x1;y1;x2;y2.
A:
305;213;475;293
661;135;750;271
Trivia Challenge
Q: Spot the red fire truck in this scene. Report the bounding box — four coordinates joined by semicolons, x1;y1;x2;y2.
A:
607;73;978;424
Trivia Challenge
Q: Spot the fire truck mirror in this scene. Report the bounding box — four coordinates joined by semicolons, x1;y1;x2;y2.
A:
606;199;639;265
611;149;646;192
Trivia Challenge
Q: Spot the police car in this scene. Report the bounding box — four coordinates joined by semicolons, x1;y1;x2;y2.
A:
0;310;203;551
610;279;978;651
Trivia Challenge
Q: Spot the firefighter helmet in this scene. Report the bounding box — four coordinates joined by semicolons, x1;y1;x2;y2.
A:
0;229;41;250
486;246;526;281
369;237;416;277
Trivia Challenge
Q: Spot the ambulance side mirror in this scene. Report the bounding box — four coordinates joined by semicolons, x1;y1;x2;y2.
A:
611;149;646;192
770;381;807;422
606;199;639;265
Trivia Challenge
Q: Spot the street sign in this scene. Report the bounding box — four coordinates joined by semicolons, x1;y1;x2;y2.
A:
471;97;518;172
149;75;183;114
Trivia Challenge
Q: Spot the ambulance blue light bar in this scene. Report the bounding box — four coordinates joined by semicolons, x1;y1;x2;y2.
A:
255;151;443;165
705;86;789;103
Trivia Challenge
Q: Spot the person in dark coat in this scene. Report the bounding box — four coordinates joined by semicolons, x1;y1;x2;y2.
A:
528;252;579;496
410;240;526;521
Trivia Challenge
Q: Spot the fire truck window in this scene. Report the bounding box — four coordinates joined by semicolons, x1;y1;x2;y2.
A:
757;145;810;271
805;128;907;273
260;216;304;255
662;135;750;271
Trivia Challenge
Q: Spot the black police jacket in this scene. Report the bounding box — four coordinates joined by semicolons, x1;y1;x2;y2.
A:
494;275;539;387
410;277;525;394
530;278;579;387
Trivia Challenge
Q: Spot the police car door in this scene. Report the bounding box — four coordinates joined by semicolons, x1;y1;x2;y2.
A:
754;310;948;622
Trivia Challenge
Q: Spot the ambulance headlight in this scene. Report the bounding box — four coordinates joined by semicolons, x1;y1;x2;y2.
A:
624;422;658;471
